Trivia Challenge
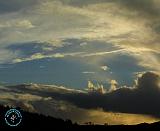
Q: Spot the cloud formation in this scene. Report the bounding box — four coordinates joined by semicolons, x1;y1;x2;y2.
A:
1;72;160;119
0;19;34;29
1;72;160;124
61;72;160;117
15;71;160;117
0;0;159;75
0;0;39;13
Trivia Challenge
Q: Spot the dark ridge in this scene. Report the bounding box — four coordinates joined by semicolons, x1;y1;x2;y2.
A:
0;105;76;129
0;105;160;129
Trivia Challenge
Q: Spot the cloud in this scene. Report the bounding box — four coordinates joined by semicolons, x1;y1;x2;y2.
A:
81;49;125;57
138;72;160;91
18;71;160;117
2;71;160;119
117;0;160;18
0;0;92;46
8;83;85;94
101;66;108;71
0;0;39;13
80;42;88;46
5;39;126;64
82;72;95;74
15;20;35;29
0;0;159;75
109;80;118;92
60;72;160;117
0;91;51;112
12;52;86;63
0;49;19;64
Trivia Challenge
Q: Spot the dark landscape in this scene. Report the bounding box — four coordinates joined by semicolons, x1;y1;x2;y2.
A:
0;105;160;129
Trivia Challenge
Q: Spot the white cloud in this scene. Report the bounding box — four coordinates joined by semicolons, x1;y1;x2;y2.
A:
81;49;126;57
80;42;88;46
0;19;34;29
82;72;95;74
109;80;118;92
15;20;35;28
101;66;109;71
12;52;85;63
16;83;86;94
11;45;126;63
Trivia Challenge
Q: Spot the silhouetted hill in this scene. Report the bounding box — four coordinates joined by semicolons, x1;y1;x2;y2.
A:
0;105;77;129
0;105;160;129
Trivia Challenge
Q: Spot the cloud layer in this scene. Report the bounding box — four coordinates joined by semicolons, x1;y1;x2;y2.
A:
43;72;160;117
0;0;159;74
0;72;160;124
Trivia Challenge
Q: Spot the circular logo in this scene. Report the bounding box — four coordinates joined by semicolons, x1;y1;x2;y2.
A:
5;109;22;127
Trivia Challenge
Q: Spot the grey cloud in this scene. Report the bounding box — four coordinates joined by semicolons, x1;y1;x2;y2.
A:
62;72;160;117
3;72;160;118
60;0;160;17
117;0;160;35
60;0;160;48
117;0;160;17
0;0;39;14
59;0;110;7
138;72;160;91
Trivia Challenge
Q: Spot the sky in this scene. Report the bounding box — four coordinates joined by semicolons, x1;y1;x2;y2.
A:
0;0;160;125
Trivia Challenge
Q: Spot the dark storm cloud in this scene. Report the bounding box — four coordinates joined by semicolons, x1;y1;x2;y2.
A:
5;72;160;117
0;0;39;13
61;72;160;117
